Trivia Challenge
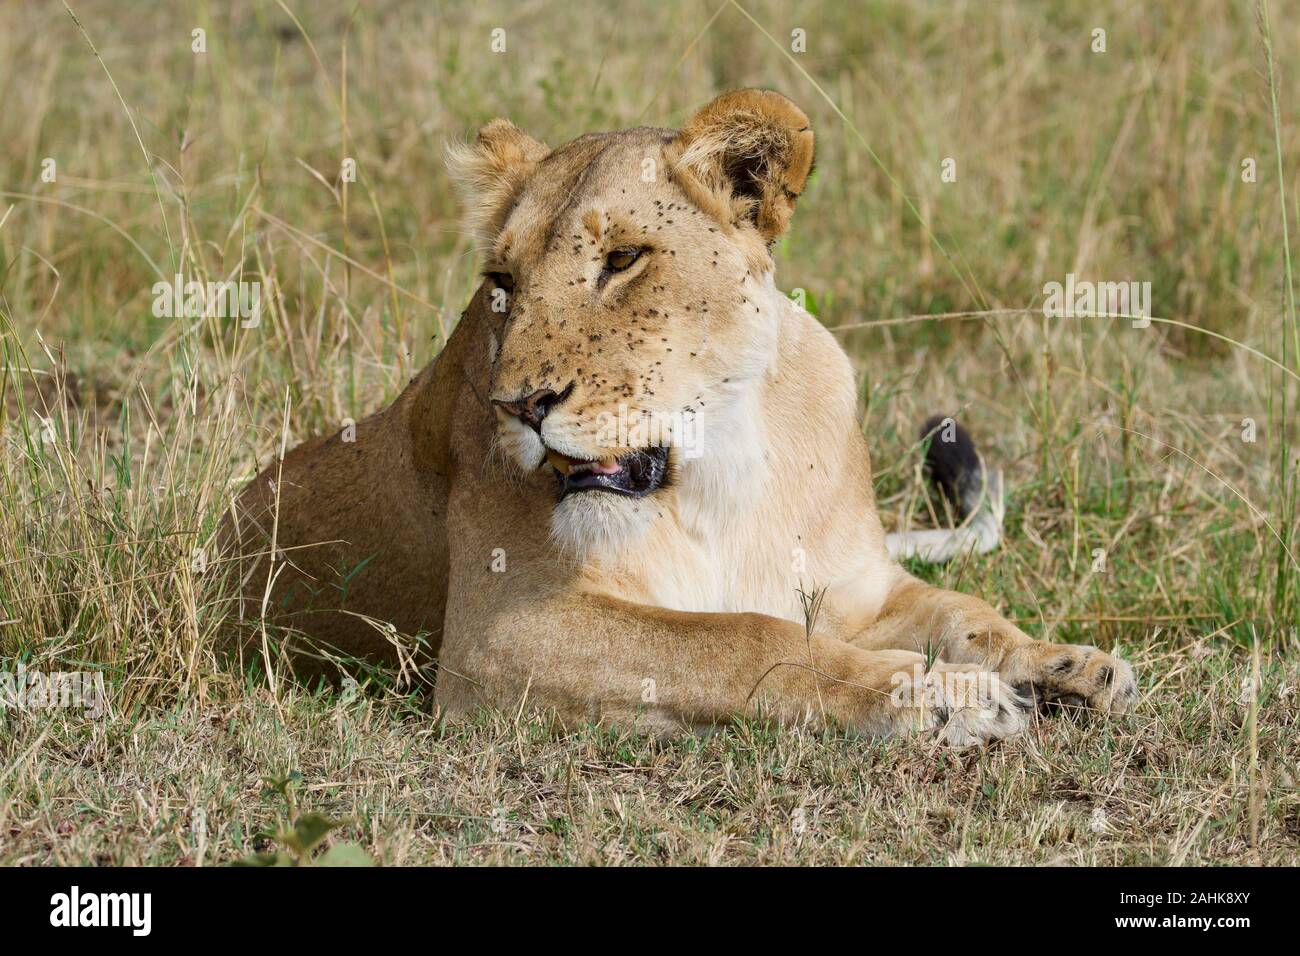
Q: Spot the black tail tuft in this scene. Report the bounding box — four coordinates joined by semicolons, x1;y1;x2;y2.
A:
920;415;985;520
887;415;1003;562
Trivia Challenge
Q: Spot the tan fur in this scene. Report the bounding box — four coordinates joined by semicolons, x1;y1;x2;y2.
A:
223;90;1137;743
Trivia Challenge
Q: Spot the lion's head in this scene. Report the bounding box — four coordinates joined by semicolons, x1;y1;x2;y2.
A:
447;90;816;556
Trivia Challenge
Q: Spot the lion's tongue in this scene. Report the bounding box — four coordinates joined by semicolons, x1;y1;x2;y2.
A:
546;449;623;476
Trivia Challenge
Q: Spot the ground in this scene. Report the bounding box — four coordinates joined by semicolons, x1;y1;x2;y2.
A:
1;0;1298;865
3;652;1298;865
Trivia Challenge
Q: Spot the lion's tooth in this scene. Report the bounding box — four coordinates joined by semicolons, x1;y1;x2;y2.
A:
546;450;571;474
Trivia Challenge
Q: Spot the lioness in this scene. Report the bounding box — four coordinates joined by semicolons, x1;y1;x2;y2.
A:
224;90;1137;744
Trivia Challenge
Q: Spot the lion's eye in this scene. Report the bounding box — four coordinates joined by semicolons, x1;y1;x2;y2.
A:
605;248;642;272
487;271;515;294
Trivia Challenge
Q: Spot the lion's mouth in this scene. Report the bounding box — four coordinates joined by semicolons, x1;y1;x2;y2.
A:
545;446;669;498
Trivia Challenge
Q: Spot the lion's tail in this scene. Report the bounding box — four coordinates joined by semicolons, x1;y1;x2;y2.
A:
885;415;1004;564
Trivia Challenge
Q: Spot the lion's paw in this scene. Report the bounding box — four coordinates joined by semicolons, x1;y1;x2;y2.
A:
898;662;1030;746
1008;644;1138;715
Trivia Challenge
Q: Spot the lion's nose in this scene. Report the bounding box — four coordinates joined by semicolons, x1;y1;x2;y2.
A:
493;384;570;432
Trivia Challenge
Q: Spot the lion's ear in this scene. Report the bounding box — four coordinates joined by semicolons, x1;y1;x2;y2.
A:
445;119;550;241
670;89;815;242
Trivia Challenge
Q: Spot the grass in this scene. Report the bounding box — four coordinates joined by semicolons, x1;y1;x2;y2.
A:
1;0;1298;865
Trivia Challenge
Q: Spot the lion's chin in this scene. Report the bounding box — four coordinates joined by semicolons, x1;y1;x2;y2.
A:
550;489;658;562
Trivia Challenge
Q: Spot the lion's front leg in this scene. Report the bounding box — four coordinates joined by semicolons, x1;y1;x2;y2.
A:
848;576;1139;714
436;593;1025;743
